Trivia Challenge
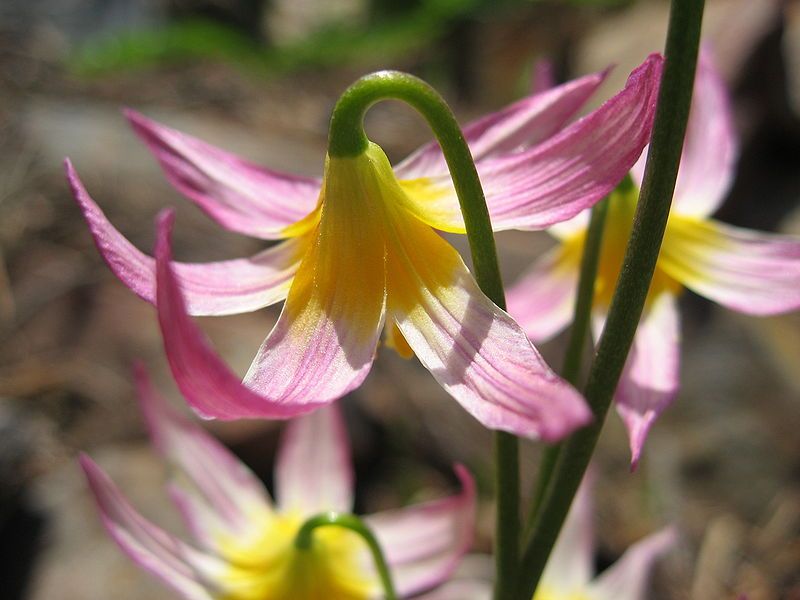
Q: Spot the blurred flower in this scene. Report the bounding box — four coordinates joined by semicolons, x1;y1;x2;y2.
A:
418;476;675;600
66;55;661;440
507;47;800;466
80;365;475;599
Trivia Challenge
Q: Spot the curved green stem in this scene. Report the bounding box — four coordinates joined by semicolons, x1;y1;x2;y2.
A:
328;70;519;600
295;512;397;600
515;2;705;598
525;194;610;533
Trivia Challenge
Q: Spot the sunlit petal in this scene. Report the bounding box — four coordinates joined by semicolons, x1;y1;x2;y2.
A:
66;160;302;316
385;210;591;441
126;109;320;239
395;69;607;180
401;54;663;233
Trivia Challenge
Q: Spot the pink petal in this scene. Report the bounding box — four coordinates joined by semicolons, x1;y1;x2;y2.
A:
366;464;476;597
66;160;302;316
274;404;354;516
413;555;494;600
79;454;225;600
386;214;591;441
540;473;595;592
394;70;608;180
595;292;681;469
133;364;273;548
242;154;388;407
126;109;320;239
154;209;326;420
660;216;800;315
505;244;578;343
587;527;677;600
632;46;738;218
402;54;663;233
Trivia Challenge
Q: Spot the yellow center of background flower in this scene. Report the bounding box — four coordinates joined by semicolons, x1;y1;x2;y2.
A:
214;510;377;600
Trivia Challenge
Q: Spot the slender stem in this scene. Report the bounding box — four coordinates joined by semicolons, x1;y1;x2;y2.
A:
328;71;520;599
295;512;397;599
515;2;705;598
525;195;610;533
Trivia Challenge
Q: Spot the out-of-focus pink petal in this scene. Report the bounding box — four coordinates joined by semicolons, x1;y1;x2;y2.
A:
386;213;591;441
242;153;388;406
394;70;608;180
154;210;326;420
632;47;738;218
402;54;662;233
660;216;800;315
540;474;595;592
587;527;677;600
126;110;320;239
274;405;354;516
600;292;681;469
79;455;225;600
413;555;494;600
531;59;557;94
505;244;578;343
133;364;273;549
66;160;302;316
366;465;476;597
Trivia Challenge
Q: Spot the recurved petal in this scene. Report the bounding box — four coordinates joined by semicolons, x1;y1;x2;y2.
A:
505;244;579;343
386;213;590;441
243;153;387;406
594;292;681;469
366;465;476;597
126;109;320;239
133;364;273;549
66;160;302;316
394;69;607;180
660;216;800;315
401;54;663;233
413;555;494;600
632;46;738;218
587;527;676;600
79;455;226;600
275;405;354;516
154;210;326;420
540;474;595;593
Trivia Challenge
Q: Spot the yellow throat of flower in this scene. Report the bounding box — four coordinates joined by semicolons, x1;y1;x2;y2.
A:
214;511;377;600
562;181;682;310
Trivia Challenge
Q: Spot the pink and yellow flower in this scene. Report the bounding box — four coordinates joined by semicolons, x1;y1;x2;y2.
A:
80;365;476;599
507;48;800;464
66;55;662;440
418;477;675;600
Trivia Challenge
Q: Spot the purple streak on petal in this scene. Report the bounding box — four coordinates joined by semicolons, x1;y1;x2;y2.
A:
79;454;223;600
505;244;578;343
587;527;677;600
394;70;608;180
275;404;354;516
126;109;320;239
65;160;300;316
133;363;272;546
154;209;325;420
661;217;800;316
366;464;476;597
